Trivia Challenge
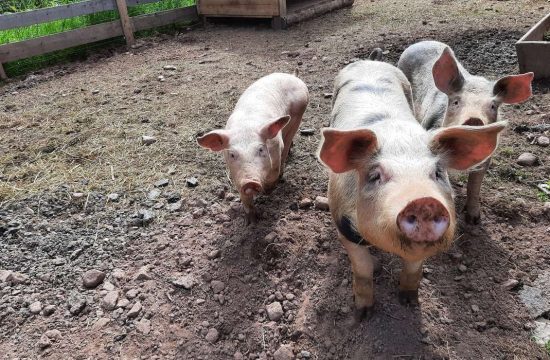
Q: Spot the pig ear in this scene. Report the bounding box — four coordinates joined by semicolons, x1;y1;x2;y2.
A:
432;47;464;95
197;130;230;152
318;128;378;173
493;72;534;104
432;121;507;170
260;115;291;140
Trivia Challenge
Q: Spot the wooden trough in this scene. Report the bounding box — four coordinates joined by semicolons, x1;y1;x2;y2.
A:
516;12;550;79
198;0;354;29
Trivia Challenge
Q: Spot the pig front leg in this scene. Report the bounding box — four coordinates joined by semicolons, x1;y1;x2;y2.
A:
340;236;375;321
240;194;258;225
398;259;423;306
464;158;491;225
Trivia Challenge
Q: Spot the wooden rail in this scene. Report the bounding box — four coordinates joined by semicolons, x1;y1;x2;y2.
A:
0;1;199;79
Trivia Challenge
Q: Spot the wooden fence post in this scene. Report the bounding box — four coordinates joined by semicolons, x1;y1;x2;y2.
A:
115;0;135;46
0;63;7;80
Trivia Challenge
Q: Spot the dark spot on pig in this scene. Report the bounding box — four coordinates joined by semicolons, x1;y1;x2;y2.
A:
337;216;366;246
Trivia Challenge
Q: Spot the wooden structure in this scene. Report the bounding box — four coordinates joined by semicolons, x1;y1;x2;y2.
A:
198;0;354;29
0;0;199;79
516;12;550;79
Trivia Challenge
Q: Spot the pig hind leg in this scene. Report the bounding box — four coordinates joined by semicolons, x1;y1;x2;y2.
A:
464;159;491;225
398;259;423;305
340;236;375;321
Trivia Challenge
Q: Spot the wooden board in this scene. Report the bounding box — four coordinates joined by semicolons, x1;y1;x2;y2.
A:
0;6;198;63
286;0;353;25
0;0;161;31
516;12;550;79
198;0;280;17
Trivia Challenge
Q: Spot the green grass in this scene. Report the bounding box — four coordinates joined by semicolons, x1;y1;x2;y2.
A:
546;340;550;355
0;0;195;76
537;180;550;202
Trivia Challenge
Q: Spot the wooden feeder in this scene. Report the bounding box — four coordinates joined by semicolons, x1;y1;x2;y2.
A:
198;0;354;29
516;12;550;79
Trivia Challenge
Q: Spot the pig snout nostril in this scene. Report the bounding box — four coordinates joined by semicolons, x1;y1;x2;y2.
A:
397;197;451;243
463;118;484;126
241;181;262;197
406;215;416;224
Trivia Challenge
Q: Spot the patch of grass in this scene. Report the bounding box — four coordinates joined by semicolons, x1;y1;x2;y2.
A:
537;180;550;203
546;340;550;355
499;146;515;158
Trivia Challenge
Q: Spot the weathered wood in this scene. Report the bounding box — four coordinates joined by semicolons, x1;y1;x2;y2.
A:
199;0;279;17
115;0;136;46
0;6;198;63
0;0;161;31
285;0;354;25
0;63;7;80
516;12;550;79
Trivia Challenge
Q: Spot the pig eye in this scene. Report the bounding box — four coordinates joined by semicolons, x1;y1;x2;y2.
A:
228;151;238;160
367;170;382;185
257;145;266;156
453;99;459;106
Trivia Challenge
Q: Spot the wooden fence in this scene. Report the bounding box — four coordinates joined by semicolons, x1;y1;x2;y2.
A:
0;0;199;79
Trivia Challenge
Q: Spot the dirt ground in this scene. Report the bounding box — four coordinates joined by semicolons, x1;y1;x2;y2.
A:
1;0;550;359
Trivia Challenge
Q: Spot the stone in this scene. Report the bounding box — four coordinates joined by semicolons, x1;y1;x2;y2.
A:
186;177;199;187
208;249;221;259
323;93;333;99
501;279;519;291
300;350;311;358
171;275;195;289
117;298;130;309
72;192;85;199
167;201;183;212
517;152;539;166
532;318;550;345
134;266;152;281
38;334;51;349
127;301;142;319
471;304;480;312
158;75;165;82
458;264;468;273
103;281;115;291
537;135;549;147
42;305;56;317
126;288;139;299
298;198;313;209
112;268;126;280
91;89;100;95
107;193;119;201
102;291;119;311
136;318;151;334
205;328;219;343
44;329;62;341
6;271;28;285
234;351;244;360
314;196;330;211
520;286;550;319
68;296;87;316
142;135;157;146
29;301;42;314
163;65;177;71
155;178;170;187
92;317;111;330
82;269;106;289
148;188;161;200
0;270;13;283
266;301;284;321
211;280;225;294
273;344;294;360
299;128;315;136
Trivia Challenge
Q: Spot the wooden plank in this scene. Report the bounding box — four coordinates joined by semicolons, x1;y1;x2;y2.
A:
0;6;198;63
286;0;354;25
115;0;136;46
133;6;198;31
199;0;279;16
0;0;162;31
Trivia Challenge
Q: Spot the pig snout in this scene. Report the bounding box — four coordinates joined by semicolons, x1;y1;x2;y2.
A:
241;180;263;197
397;197;450;243
462;118;484;126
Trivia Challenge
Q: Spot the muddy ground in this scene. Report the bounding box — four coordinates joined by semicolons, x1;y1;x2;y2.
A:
1;0;550;359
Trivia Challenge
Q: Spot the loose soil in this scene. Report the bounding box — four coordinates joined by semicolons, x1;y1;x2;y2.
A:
1;0;550;359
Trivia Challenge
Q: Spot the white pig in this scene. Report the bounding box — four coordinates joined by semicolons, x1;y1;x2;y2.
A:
318;59;506;320
197;73;309;224
398;41;533;224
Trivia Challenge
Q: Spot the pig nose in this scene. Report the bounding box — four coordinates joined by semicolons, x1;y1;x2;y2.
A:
397;197;450;243
462;118;484;126
241;180;262;197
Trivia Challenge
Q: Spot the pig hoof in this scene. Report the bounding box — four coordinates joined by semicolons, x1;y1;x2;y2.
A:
354;306;375;322
464;212;480;225
398;290;419;306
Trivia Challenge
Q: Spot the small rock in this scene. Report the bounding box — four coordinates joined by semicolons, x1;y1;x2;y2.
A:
135;266;152;281
300;350;311;358
163;65;177;71
92;317;111;330
501;279;519;291
6;271;28;285
285;293;295;301
158;75;165;82
205;328;219;343
138;209;155;226
266;301;284;321
186;177;199;187
458;264;468;273
72;192;85;199
127;301;142;319
44;329;62;341
471;304;480;313
142;135;157;146
299;128;315;136
273;344;294;360
167;201;183;212
211;280;225;294
102;291;119;311
537;136;549;147
42;305;56;317
117;298;130;309
155;178;170;187
171;275;195;289
299;198;313;209
517;152;539;166
323;93;333;99
126;288;139;299
103;281;115;291
532;318;550;345
208;249;221;259
91;89;100;95
107;193;120;201
38;334;51;349
82;269;106;289
112;269;126;280
234;351;244;360
314;196;330;211
148;188;161;200
0;270;12;283
136;318;151;334
29;301;42;314
68;296;86;316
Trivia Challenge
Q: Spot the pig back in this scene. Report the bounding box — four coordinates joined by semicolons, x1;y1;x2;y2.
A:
331;61;416;130
228;73;308;129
